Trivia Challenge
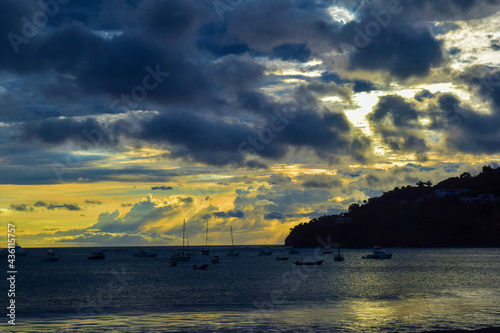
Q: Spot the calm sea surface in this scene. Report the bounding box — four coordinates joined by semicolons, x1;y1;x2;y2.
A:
2;247;499;332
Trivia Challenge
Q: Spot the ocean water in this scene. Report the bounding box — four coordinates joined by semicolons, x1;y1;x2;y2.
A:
2;247;500;332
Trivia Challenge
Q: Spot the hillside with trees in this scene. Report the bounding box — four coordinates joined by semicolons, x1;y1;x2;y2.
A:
285;166;500;248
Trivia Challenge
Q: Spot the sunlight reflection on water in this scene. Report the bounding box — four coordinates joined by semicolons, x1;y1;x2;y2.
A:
3;247;499;332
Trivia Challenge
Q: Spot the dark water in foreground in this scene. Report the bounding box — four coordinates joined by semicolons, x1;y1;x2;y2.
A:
1;247;499;332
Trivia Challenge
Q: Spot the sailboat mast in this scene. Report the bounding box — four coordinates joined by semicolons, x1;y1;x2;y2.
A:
205;219;208;249
182;219;185;255
230;226;235;251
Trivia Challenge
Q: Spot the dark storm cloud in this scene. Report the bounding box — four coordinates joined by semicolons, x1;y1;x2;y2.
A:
458;65;500;110
414;89;436;102
212;209;245;219
9;204;34;212
21;117;115;146
343;24;444;79
151;186;173;191
403;0;500;21
264;212;284;220
136;111;281;166
85;200;102;205
10;201;81;211
491;41;500;51
301;174;342;189
4;0;500;185
368;88;500;155
368;95;429;160
434;93;500;153
46;203;82;211
270;43;312;62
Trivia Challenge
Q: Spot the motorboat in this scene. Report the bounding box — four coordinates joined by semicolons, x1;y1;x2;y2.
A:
362;246;392;259
211;256;220;263
289;248;300;254
133;248;157;258
14;243;28;256
193;264;208;270
322;248;334;254
168;260;178;266
294;260;324;266
87;252;105;260
258;248;273;256
276;257;289;261
42;250;59;262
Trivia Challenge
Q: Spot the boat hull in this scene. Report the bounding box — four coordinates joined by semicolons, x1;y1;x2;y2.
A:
363;254;392;259
294;260;324;266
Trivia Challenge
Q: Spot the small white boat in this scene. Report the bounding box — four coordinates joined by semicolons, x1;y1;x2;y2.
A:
323;248;334;254
258;248;273;256
362;246;392;259
133;248;157;258
15;243;28;256
42;250;59;262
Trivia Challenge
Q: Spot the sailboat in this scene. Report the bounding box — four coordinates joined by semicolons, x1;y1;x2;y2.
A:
42;249;59;262
171;220;191;261
334;246;344;261
226;226;239;257
14;243;28;256
200;219;209;255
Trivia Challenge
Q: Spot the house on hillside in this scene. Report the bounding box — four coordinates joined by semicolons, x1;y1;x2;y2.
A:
434;189;470;197
461;194;499;204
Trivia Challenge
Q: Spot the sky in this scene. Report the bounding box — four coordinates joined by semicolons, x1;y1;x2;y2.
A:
1;0;500;248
